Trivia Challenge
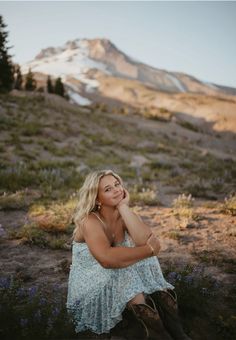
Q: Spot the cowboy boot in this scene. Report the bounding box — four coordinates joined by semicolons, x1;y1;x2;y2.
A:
128;297;173;340
150;290;191;340
118;306;150;339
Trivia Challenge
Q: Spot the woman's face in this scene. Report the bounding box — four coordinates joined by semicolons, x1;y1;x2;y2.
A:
97;175;124;207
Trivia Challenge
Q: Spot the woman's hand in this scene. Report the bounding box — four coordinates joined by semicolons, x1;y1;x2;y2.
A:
146;233;161;256
117;188;130;209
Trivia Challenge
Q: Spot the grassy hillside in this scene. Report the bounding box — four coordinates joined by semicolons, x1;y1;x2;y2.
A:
0;91;236;339
0;91;235;201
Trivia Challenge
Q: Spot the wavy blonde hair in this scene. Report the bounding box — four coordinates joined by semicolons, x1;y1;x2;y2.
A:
72;169;124;241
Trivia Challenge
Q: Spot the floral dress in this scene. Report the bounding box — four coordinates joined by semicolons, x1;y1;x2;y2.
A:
66;229;174;335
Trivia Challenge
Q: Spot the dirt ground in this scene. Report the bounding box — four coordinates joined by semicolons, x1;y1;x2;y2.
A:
0;199;235;339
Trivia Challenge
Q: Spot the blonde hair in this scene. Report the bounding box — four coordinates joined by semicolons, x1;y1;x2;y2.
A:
72;169;124;241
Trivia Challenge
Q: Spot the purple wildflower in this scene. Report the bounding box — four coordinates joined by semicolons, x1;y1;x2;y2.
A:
17;287;26;298
28;286;37;299
34;309;41;322
39;297;47;306
52;283;60;291
46;317;53;334
0;277;11;289
184;275;194;285
176;274;182;281
52;307;60;317
20;318;28;327
0;224;6;237
167;272;178;284
201;287;208;296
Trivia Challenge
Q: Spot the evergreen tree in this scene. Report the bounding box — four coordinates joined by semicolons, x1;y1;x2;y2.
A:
0;15;14;93
14;64;23;90
47;75;54;93
54;77;65;97
24;68;37;91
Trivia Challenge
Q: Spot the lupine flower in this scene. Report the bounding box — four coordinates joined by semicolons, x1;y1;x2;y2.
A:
0;277;11;289
52;307;60;317
52;283;60;291
39;297;47;306
176;274;182;281
17;287;26;298
20;318;28;327
28;286;37;299
34;309;41;322
184;274;194;285
167;272;178;284
0;224;6;237
47;317;53;330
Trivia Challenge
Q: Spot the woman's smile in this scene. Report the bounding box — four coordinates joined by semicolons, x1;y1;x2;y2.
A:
113;192;123;199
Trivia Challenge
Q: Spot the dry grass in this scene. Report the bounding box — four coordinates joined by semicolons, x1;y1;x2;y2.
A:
220;193;236;216
171;193;200;227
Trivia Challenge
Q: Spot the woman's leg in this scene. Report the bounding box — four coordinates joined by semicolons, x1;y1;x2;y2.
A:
127;293;146;308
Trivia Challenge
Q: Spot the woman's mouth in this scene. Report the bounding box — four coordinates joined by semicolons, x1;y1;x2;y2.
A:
114;192;123;199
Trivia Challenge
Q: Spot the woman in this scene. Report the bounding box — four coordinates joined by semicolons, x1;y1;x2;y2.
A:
66;169;190;339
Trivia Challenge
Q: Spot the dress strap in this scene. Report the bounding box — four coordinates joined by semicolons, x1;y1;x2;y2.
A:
91;212;107;231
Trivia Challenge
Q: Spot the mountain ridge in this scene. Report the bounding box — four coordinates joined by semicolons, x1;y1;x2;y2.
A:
22;38;236;98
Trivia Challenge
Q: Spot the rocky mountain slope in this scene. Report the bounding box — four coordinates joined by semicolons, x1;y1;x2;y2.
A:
21;38;236;107
20;39;236;140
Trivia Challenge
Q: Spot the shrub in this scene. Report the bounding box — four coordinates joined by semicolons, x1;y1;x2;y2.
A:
0;189;41;210
171;194;200;226
130;185;160;206
28;199;76;233
220;193;236;216
0;275;75;339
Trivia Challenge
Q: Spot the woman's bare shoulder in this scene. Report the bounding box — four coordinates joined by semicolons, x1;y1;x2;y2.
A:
74;213;100;242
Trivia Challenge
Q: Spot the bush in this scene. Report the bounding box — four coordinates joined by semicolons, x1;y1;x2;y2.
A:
0;276;75;339
171;194;200;227
0;189;41;210
220;193;236;216
130;185;160;206
163;265;236;339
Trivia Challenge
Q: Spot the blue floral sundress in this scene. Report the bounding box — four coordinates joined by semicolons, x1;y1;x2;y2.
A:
66;230;174;334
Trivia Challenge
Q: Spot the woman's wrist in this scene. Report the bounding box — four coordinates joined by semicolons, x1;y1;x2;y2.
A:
117;202;128;211
146;243;154;256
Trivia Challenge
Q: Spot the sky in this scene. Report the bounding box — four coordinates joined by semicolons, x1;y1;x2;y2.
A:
1;1;236;88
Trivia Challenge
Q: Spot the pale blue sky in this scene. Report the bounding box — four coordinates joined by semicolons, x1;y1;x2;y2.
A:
1;1;236;88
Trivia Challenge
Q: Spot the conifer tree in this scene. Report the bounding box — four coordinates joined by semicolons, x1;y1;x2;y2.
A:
47;75;54;93
14;64;23;90
54;77;65;97
0;15;14;93
24;68;37;91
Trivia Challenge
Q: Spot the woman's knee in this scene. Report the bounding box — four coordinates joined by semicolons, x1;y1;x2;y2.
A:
127;293;146;307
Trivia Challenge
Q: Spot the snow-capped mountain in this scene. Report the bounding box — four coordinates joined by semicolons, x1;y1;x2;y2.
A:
22;38;236;106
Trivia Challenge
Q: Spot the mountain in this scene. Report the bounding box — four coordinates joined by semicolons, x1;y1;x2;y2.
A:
21;38;236;104
21;38;236;135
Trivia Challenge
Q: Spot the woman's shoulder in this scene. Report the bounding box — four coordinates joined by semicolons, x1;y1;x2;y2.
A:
73;213;100;243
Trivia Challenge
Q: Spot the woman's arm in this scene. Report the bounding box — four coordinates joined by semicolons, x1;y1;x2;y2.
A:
82;215;157;269
118;203;152;246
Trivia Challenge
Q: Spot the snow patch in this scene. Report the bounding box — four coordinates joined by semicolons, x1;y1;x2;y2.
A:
21;39;107;92
67;89;91;106
166;74;186;92
203;81;219;90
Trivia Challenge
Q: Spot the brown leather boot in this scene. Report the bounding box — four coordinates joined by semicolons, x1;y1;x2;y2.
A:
128;297;173;340
150;290;191;340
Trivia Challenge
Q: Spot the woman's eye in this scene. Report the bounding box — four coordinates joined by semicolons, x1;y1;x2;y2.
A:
115;183;120;186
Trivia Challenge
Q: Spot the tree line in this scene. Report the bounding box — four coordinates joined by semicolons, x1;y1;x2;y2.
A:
0;15;65;97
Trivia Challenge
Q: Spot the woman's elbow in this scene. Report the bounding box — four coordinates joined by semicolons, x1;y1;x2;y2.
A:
99;256;122;269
